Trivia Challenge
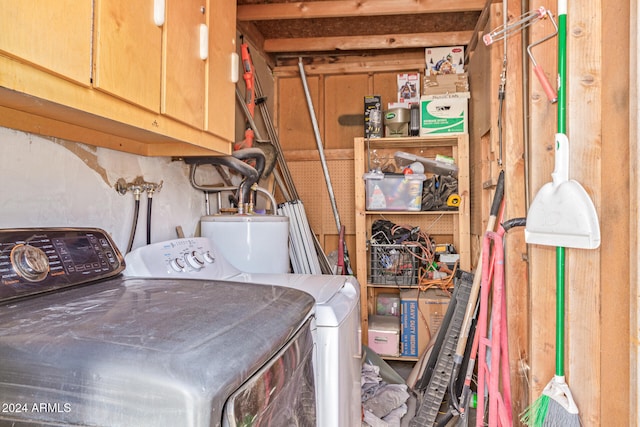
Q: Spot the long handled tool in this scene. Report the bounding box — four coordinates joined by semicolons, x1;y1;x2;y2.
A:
527;10;559;103
476;230;512;427
484;7;558;104
233;41;331;274
409;172;504;427
450;170;505;401
454;218;526;426
521;1;600;425
298;58;353;275
235;38;256;151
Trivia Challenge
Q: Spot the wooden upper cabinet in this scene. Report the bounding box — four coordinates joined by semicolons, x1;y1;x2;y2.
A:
163;0;207;128
0;0;234;156
93;0;162;112
206;0;237;141
0;0;92;86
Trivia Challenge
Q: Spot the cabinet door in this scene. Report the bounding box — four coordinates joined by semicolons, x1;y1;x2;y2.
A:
206;0;236;141
0;0;92;86
93;0;162;112
163;0;207;129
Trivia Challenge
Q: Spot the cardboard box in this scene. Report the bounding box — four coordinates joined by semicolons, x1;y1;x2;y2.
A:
364;95;383;138
419;289;450;344
425;46;465;75
363;172;426;211
397;73;421;104
400;289;451;358
400;291;419;357
423;73;469;96
419;92;470;136
368;315;400;357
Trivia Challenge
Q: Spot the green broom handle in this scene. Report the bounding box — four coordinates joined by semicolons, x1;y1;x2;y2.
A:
556;246;565;376
558;11;567;135
556;0;567;378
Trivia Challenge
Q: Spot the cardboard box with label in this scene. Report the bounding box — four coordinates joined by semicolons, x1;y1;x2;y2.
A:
423;73;469;96
419;92;470;136
397;73;421;104
364;95;383;138
425;46;465;75
400;289;451;358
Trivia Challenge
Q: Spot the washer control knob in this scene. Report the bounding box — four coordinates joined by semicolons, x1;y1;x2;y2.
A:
170;257;186;272
11;244;50;282
202;251;215;263
185;251;205;270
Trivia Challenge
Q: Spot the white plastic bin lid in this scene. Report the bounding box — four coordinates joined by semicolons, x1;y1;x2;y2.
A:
363;171;426;181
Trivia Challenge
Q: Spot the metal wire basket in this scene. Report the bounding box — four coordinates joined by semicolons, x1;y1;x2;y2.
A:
369;242;420;285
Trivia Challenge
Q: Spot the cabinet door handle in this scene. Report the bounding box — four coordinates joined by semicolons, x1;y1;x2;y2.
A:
230;52;239;83
199;24;208;60
153;0;165;26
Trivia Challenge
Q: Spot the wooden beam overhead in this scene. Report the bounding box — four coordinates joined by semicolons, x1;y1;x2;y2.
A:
238;0;486;21
263;31;474;52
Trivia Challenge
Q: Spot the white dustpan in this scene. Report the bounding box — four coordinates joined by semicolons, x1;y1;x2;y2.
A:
525;133;600;249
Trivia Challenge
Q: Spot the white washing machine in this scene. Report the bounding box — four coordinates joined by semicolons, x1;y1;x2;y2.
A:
124;237;362;427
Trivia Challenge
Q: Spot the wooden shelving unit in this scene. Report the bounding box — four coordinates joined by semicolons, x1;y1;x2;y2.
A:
354;135;470;358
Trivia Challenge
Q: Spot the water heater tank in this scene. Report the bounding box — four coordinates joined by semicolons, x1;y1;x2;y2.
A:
200;215;290;274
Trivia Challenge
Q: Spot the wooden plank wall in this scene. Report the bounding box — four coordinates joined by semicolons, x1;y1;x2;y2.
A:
515;0;630;425
600;1;631;424
468;2;530;418
631;2;639;423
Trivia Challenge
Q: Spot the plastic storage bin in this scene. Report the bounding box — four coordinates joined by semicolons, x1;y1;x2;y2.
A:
376;293;401;317
368;315;401;357
364;171;426;211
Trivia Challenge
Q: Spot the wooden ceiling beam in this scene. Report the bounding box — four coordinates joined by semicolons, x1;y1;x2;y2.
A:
238;0;485;21
263;31;474;52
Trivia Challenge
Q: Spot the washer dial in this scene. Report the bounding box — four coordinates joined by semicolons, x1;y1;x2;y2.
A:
185;251;205;270
10;244;50;282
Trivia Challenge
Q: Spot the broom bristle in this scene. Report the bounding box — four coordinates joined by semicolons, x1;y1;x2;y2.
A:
543;398;581;427
520;394;550;426
520;394;581;427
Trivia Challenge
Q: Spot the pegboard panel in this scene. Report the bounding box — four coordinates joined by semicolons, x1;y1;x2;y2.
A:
323;159;355;233
364;213;455;237
287;158;356;242
287;159;324;233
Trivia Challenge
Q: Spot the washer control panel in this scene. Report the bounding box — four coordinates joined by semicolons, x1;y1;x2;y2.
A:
0;228;124;302
123;237;241;280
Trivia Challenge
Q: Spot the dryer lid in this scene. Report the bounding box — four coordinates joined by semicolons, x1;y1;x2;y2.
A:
0;277;315;426
241;273;360;327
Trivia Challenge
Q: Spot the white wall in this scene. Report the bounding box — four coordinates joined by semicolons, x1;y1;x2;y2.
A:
0;126;214;253
0;38;275;257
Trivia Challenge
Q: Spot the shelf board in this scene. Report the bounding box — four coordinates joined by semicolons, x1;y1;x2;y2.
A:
380;355;419;362
364;210;459;215
361;136;462;149
366;283;422;289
